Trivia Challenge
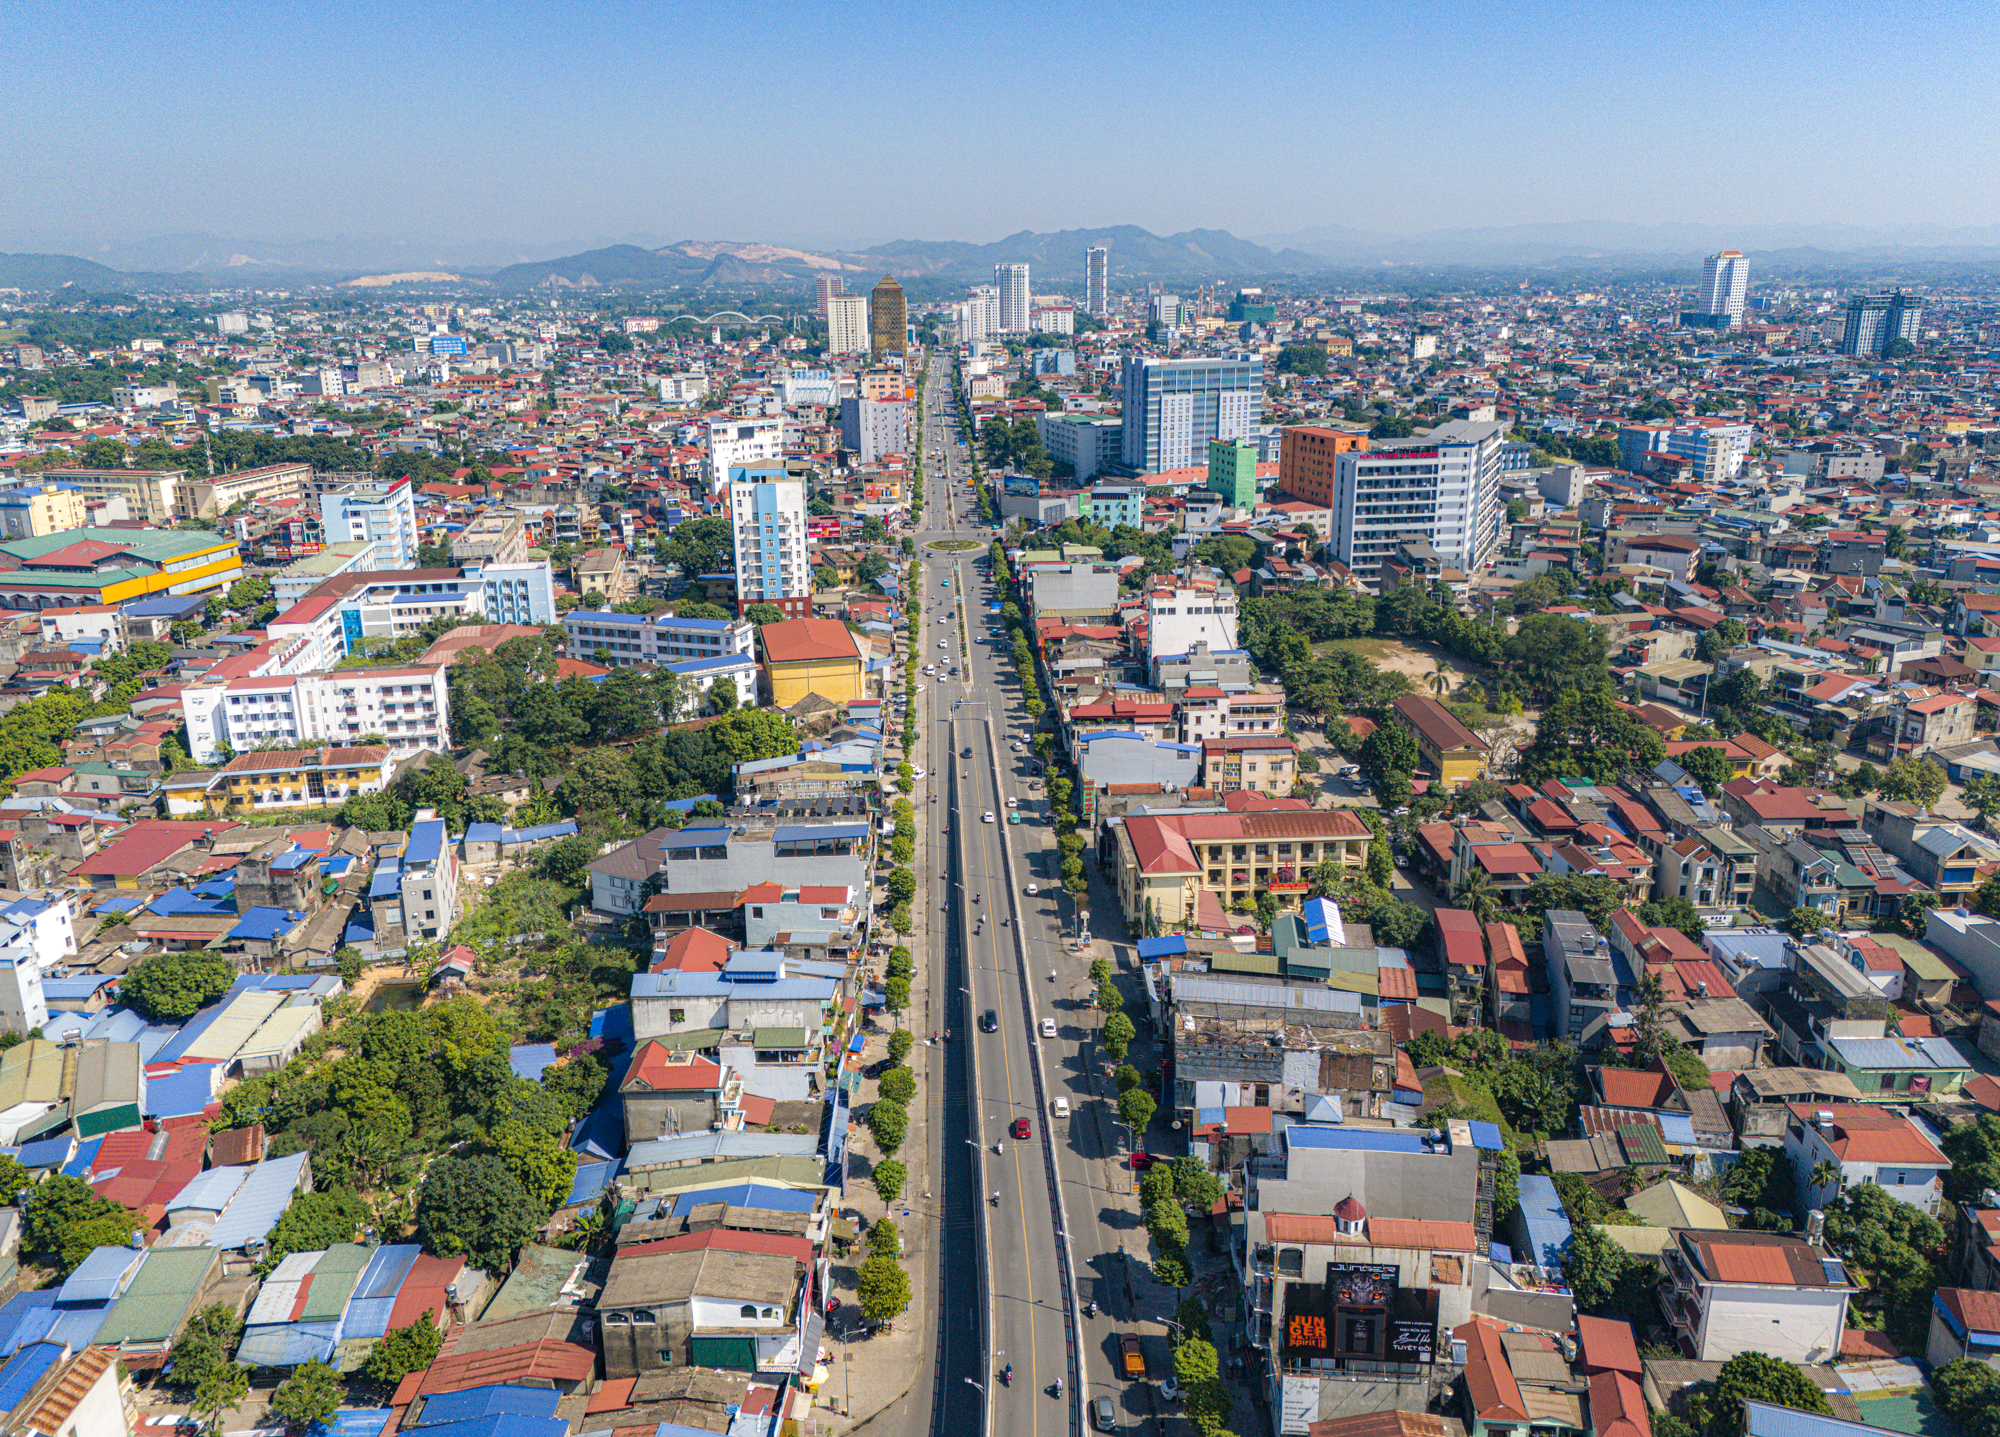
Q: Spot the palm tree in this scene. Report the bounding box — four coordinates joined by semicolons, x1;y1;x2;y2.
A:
1810;1160;1841;1198
1452;869;1499;925
1429;660;1452;699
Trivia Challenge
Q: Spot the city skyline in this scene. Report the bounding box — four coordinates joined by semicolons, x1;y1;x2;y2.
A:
8;0;2000;253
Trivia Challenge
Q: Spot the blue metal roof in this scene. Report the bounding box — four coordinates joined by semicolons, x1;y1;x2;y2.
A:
209;1151;311;1250
509;821;577;844
15;1136;72;1171
0;1343;60;1411
58;1247;144;1306
406;820;446;867
1284;1126;1429;1154
667;1182;818;1218
658;825;734;850
237;1321;338;1370
412;1386;563;1425
772;822;866;842
1467;1121;1505;1152
508;1044;557;1081
229;907;303;942
165;1165;251;1216
565;1158;622;1210
405;1416;567;1437
1135;937;1187;959
1515;1173;1573;1268
588;1004;632;1047
465;823;505;845
59;1138;100;1179
368;858;402;901
1741;1400;1880;1437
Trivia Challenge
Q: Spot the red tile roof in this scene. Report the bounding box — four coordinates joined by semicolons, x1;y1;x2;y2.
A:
1577;1314;1642;1376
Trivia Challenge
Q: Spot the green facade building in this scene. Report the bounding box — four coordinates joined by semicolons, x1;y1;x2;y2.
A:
1207;438;1259;509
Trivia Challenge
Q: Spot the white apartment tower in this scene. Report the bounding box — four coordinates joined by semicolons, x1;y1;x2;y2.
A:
318;479;417;570
1698;250;1749;326
1086;246;1110;316
826;294;871;356
1331;419;1506;580
705;416;784;489
995;263;1031;333
728;467;810;620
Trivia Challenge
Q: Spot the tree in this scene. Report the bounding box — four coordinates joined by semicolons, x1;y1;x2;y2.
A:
124;952;235;1022
1358;725;1419;793
1170;1156;1224;1216
1686;1352;1832;1437
489;1120;578;1211
359;1312;444;1384
1102;1010;1135;1061
872;1160;906;1202
1522;872;1625;929
1942;1114;2000;1203
1676;744;1737;798
269;1359;342;1434
1563;1223;1634;1309
23;1176;141;1274
1876;754;1945;807
1783;906;1832;942
1966;772;2000;831
1506;614;1611;701
416;1154;547;1274
868;1099;908;1155
1520;689;1664;786
1640;895;1707;942
167;1303;243;1395
745;602;785;625
858;1250;911;1320
877;1066;916;1104
1118;1087;1156;1135
192;1363;249;1437
258;1188;366;1271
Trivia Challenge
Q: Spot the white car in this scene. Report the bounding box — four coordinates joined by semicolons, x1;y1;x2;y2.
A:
1024;883;1039;896
912;767;925;779
1041;1018;1057;1040
1007;796;1019;808
983;811;996;823
1051;1095;1070;1118
939;641;948;649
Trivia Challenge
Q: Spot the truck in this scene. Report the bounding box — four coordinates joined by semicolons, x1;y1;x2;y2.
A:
1118;1332;1145;1379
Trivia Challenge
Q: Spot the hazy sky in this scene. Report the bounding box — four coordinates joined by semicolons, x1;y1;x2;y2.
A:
7;0;1999;253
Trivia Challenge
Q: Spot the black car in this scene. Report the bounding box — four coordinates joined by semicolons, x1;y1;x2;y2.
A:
963;746;974;758
981;1009;999;1032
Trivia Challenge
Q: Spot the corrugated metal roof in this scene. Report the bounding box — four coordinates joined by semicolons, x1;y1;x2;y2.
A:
208;1151;310;1250
94;1246;216;1344
165;1164;250;1216
415;1386;564;1424
0;1342;61;1411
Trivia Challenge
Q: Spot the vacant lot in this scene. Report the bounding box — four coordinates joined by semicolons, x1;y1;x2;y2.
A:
1318;635;1537;777
1320;635;1482;687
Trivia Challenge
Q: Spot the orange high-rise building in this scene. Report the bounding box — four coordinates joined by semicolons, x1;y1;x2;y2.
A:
1277;426;1369;507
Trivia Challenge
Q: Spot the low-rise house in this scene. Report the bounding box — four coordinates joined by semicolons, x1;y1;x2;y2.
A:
1783;1103;1949;1216
1926;1287;2000;1372
1658;1229;1855;1362
1821;1032;1974;1099
598;1230;812;1378
1389;695;1488;787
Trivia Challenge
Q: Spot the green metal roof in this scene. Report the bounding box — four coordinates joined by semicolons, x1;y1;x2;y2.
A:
95;1247;218;1344
299;1244;371;1322
1618;1124;1670;1166
1210;950;1280;975
754;1027;808;1049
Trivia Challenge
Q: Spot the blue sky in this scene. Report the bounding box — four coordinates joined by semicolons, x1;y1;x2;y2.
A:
6;0;1997;252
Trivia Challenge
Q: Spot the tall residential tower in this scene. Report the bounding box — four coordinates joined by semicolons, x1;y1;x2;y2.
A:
1697;250;1749;326
727;466;810;620
826;294;870;355
1085;246;1109;316
995;263;1031;333
1118;355;1263;473
868;275;907;355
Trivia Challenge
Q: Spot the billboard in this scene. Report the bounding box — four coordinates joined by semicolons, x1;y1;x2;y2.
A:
1003;474;1040;498
1283;1262;1434;1365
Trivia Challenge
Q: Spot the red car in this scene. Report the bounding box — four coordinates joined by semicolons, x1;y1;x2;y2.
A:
1128;1152;1156;1170
1011;1117;1031;1139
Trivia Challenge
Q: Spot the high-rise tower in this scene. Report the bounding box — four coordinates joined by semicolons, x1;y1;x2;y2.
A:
869;274;907;354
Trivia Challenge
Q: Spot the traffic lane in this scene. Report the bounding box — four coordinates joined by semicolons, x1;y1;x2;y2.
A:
962;747;1071;1424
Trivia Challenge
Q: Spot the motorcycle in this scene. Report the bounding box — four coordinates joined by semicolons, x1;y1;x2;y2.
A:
1000;1366;1012;1387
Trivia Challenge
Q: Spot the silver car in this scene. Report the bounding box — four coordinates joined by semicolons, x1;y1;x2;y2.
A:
1092;1395;1117;1431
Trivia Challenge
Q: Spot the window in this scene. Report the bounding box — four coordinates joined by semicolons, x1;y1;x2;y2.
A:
670;1008;685;1023
1277;1247;1304;1277
741;1304;760;1318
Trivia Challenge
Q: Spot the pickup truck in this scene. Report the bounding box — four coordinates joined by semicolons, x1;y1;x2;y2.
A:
1118;1332;1145;1379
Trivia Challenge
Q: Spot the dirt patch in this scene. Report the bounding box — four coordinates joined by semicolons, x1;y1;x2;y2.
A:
1319;635;1482;685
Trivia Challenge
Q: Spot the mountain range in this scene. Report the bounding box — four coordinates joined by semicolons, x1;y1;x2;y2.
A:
11;220;2000;293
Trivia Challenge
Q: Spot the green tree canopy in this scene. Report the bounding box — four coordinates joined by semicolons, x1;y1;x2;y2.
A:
124;953;235;1022
415;1153;547;1274
1519;689;1665;786
269;1358;343;1434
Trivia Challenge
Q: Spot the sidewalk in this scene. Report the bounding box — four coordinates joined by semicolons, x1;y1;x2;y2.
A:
815;556;949;1435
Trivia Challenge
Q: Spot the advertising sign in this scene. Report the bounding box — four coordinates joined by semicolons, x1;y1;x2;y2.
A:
1003;474;1040;498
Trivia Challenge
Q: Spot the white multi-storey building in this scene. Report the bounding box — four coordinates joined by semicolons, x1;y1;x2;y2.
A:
1119;355;1262;473
728;467;810;620
971;285;999;337
1698;250;1749;326
563;611;755;667
1031;307;1075;335
318;479;417;570
995;265;1030;333
262;562;557;674
826;295;871;356
181;664;452;764
1330;419;1505;581
1085;246;1109;316
706;416;784;489
1145;579;1241;664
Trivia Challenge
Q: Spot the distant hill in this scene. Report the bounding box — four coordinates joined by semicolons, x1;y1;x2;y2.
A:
0;252;143;290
